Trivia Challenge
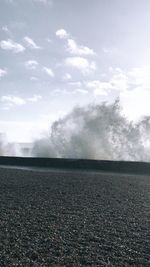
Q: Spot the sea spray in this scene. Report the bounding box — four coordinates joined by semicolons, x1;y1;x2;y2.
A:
32;101;150;161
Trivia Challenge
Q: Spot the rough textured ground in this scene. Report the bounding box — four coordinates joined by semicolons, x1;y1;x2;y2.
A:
0;167;150;267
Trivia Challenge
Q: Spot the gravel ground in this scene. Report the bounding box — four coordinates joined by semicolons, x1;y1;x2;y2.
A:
0;167;150;267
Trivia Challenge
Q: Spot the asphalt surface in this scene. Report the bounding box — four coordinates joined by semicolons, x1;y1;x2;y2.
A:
0;167;150;266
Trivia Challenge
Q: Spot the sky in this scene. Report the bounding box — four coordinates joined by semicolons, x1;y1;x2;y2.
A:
1;0;150;142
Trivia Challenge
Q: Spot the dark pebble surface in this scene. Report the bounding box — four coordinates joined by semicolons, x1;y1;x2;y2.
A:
0;167;150;267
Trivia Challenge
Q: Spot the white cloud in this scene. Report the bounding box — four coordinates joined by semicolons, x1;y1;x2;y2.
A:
120;87;150;121
28;95;42;102
0;39;25;53
128;66;150;88
0;69;7;79
1;95;26;110
5;0;14;4
63;73;72;81
86;68;128;96
86;80;113;96
56;29;96;56
69;81;82;87
103;48;109;54
118;66;150;120
43;67;55;77
84;65;150;120
75;89;88;95
102;47;118;55
66;39;96;56
65;57;96;74
25;60;39;70
1;94;42;110
23;36;41;49
47;38;52;43
56;29;68;39
33;0;52;5
2;26;9;33
109;66;150;92
30;76;39;81
110;68;128;92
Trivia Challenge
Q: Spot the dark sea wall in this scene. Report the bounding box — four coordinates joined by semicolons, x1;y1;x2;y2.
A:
0;156;150;175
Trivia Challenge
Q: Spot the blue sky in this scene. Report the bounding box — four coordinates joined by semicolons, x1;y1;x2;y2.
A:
1;0;150;142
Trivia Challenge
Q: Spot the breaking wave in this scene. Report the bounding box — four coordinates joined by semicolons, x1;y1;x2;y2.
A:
32;100;150;161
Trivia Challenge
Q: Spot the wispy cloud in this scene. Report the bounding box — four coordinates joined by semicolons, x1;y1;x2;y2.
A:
25;60;39;70
127;66;150;88
120;86;150;121
74;88;88;95
63;73;72;81
85;68;128;96
102;47;118;55
2;26;10;34
56;29;68;39
46;38;52;43
28;94;42;102
119;66;150;120
1;95;26;110
86;80;112;96
66;39;96;56
4;0;14;4
69;81;82;87
65;57;96;74
0;69;7;79
43;67;55;77
30;76;39;81
56;28;96;56
1;94;42;110
0;39;25;53
23;36;41;49
110;68;128;92
33;0;52;6
84;65;150;120
1;26;13;39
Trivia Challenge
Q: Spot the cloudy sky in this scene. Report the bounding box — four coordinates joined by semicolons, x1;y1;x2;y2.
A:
1;0;150;142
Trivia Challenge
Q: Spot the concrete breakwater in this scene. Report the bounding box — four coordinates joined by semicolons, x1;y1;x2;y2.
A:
0;156;150;175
